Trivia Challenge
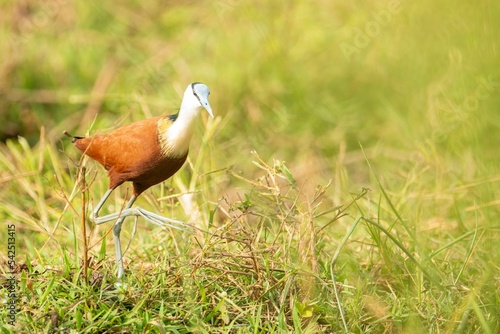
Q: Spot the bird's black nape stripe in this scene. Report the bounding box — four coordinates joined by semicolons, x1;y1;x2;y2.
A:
191;82;203;105
168;113;179;122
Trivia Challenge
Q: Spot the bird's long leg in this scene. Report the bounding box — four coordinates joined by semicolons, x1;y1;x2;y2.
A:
112;195;137;279
90;191;193;279
92;188;113;220
90;190;137;280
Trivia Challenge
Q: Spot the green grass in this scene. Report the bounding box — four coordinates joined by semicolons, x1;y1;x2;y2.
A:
1;0;500;332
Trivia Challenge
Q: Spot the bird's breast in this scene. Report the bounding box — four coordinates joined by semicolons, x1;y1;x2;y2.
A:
157;115;193;158
128;152;188;195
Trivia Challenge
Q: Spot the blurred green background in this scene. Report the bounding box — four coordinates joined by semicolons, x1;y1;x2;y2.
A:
3;0;499;156
1;0;499;331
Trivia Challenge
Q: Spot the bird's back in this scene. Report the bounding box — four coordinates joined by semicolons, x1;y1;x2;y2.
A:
74;115;187;195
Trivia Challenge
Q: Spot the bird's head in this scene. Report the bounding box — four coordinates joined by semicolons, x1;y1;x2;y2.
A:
182;82;214;118
161;82;214;156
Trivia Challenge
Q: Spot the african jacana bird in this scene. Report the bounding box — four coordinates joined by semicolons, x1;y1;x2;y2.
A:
65;82;213;279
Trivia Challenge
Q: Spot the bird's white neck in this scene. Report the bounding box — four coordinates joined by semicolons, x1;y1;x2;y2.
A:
161;103;202;157
158;82;212;157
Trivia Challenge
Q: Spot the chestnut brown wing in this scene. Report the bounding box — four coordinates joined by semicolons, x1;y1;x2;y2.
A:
74;116;165;189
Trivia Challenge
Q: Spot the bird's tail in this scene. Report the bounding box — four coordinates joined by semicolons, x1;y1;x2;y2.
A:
63;131;84;143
